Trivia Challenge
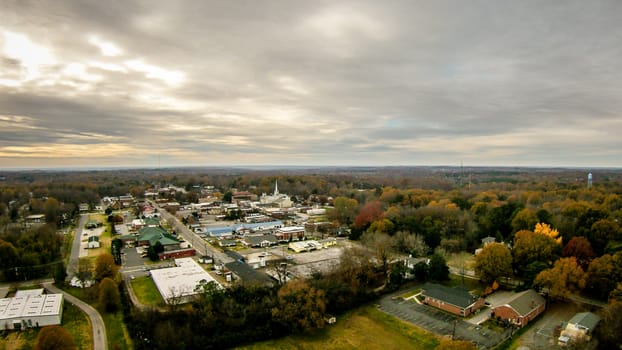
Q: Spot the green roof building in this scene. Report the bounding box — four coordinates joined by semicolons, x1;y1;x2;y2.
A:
137;227;180;249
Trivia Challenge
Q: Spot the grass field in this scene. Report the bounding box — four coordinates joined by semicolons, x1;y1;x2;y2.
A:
399;288;421;299
130;276;164;307
102;311;133;350
446;252;476;272
235;305;440;350
63;285;133;350
0;302;90;350
63;302;93;349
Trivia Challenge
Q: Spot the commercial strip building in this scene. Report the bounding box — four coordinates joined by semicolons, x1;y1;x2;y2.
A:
0;289;63;330
150;258;221;304
288;238;337;253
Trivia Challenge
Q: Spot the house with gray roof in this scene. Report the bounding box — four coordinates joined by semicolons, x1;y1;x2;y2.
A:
558;312;600;346
242;235;278;248
492;289;546;327
421;283;485;316
224;261;274;286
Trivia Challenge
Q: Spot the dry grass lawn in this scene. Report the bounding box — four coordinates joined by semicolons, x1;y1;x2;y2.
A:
236;305;440;350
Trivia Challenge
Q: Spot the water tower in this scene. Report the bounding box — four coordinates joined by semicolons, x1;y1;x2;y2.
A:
587;173;593;188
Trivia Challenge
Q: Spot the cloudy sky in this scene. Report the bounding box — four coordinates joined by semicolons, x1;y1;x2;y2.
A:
1;1;621;169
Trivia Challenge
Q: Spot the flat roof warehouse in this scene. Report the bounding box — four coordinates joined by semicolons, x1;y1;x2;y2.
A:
150;258;222;304
0;289;64;330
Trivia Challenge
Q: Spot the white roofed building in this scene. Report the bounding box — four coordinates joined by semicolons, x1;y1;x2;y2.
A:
150;258;222;304
0;290;63;330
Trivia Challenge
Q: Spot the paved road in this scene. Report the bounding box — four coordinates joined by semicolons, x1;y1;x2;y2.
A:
63;213;108;350
150;201;233;265
43;282;108;350
67;214;88;278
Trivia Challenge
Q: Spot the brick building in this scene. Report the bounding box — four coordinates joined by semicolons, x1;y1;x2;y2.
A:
421;283;485;317
491;289;546;327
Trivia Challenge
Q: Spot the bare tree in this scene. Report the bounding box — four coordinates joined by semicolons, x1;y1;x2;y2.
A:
167;286;184;310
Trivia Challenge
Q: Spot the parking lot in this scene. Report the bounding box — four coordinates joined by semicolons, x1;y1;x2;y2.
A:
288;246;342;277
514;301;581;350
379;291;509;348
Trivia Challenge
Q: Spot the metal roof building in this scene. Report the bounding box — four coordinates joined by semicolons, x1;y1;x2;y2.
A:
0;290;63;330
150;258;221;304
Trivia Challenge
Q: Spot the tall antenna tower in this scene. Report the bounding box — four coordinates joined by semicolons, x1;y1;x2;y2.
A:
460;161;464;188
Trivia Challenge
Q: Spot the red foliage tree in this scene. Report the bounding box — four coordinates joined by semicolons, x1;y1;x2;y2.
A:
353;201;384;229
562;236;595;270
34;325;76;350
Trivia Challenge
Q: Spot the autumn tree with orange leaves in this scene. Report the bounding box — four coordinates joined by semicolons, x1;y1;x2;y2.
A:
513;224;562;276
353;201;384;230
534;257;587;300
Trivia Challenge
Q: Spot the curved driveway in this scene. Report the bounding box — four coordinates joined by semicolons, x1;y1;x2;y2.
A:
44;282;108;350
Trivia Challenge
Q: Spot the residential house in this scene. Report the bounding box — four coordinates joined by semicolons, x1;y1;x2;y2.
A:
242;235;278;248
405;256;430;270
131;219;146;230
219;239;238;247
25;214;46;227
475;236;497;255
558;312;600;346
491;289;546;327
87;236;100;249
421;283;485;317
481;236;496;246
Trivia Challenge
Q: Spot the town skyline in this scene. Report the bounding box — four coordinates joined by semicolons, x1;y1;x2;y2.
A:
2;1;622;169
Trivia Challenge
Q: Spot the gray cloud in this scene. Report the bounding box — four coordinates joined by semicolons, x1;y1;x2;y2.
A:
1;0;621;168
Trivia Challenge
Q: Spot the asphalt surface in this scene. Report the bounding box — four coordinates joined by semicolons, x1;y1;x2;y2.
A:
67;214;88;278
63;213;108;349
150;200;233;266
44;281;108;350
378;292;509;349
